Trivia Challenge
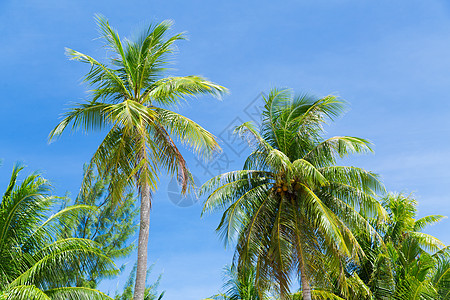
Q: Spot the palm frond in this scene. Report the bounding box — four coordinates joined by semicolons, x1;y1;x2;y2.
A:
65;48;131;101
154;107;221;159
414;215;446;232
144;76;227;105
45;287;113;300
409;232;446;252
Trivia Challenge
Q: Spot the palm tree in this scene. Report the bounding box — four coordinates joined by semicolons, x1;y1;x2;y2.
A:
393;238;450;299
114;262;164;300
208;265;353;300
0;165;114;299
210;265;270;300
314;193;450;299
49;15;227;300
385;194;449;299
381;193;446;252
201;89;386;300
351;193;450;299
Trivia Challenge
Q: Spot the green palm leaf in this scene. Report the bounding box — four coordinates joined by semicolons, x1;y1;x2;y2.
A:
0;166;114;299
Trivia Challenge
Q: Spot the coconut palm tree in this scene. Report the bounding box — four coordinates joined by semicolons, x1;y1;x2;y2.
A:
350;193;449;299
0;165;114;299
114;262;164;300
312;193;450;300
392;238;450;300
210;265;270;300
208;265;353;300
381;193;446;253
385;194;449;300
201;89;386;300
49;15;227;300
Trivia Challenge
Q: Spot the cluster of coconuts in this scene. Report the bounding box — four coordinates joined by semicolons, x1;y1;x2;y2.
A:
273;179;302;196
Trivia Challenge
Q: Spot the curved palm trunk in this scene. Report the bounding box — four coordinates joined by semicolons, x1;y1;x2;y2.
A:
300;263;312;300
133;181;151;300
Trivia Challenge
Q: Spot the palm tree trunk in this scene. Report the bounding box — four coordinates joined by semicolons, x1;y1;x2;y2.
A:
300;262;312;300
133;181;151;300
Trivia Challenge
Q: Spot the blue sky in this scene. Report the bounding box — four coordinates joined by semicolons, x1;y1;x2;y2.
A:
1;0;450;298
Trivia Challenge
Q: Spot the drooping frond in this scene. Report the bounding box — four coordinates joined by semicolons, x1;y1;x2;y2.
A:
303;136;373;168
146;121;193;194
48;101;111;141
154;107;221;158
85;126;142;202
414;215;446;232
3;285;51;300
105;100;157;132
319;166;385;196
409;232;446;252
10;238;115;290
200;170;273;215
144;76;227;106
24;204;96;252
65;48;131;101
0;166;115;299
292;159;328;187
44;287;113;300
235;121;273;155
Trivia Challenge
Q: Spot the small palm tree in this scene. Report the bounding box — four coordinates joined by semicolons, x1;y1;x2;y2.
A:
114;263;164;300
201;89;386;300
381;193;446;252
0;165;114;299
393;238;450;300
210;265;269;300
49;15;227;300
328;193;450;300
369;194;450;300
